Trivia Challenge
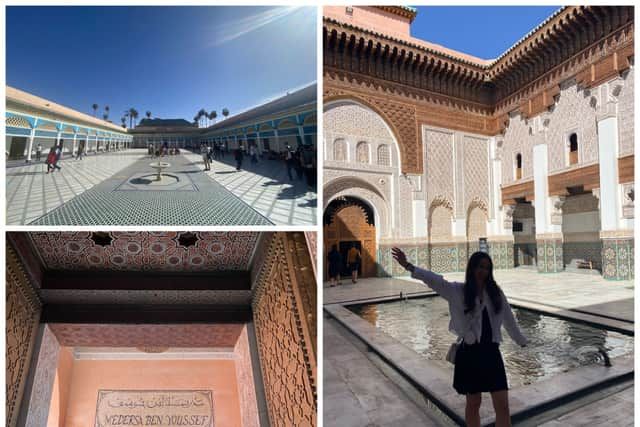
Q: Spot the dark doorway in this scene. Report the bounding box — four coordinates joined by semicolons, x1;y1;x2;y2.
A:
9;137;27;160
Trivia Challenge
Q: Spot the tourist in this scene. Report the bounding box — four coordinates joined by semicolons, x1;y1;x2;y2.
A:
35;143;43;162
346;244;361;284
249;144;258;164
201;144;210;171
46;146;61;173
235;145;244;171
76;144;84;160
328;244;343;287
301;144;316;189
285;145;296;180
391;249;527;427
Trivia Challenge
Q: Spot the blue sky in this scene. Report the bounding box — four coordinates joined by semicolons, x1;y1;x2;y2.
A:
410;6;561;60
6;6;317;125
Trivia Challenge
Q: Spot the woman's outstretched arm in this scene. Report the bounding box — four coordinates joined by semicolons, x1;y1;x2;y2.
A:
501;290;528;347
391;247;457;301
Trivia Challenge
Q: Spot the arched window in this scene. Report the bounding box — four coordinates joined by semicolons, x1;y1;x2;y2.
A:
333;139;346;161
515;153;522;180
377;144;390;166
356;141;369;164
569;133;578;165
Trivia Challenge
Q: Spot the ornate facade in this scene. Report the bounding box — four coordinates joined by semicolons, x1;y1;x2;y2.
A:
323;6;634;280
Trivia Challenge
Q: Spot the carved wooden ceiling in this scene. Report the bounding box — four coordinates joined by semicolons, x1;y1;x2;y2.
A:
27;231;260;272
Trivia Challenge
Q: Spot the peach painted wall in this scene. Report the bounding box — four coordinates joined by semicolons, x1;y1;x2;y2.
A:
47;347;74;427
63;359;242;427
324;6;411;38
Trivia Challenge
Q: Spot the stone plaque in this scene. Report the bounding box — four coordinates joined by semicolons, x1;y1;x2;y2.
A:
95;390;214;427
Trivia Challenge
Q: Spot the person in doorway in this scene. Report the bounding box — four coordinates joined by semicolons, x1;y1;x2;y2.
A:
235;145;244;171
36;143;43;162
391;249;527;427
346;244;361;284
201;143;210;171
328;244;343;287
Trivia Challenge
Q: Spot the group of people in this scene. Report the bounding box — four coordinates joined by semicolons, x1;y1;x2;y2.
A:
327;243;362;286
44;145;63;173
149;143;181;157
284;144;317;190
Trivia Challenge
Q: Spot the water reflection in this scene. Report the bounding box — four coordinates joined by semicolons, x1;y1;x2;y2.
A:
348;297;634;388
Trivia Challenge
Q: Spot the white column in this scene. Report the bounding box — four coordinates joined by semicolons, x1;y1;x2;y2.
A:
26;126;36;162
274;129;280;152
56;131;61;149
72;134;77;156
297;125;305;146
597;116;620;231
532;143;562;234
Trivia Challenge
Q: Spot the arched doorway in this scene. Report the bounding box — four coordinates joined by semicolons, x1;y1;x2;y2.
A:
323;196;377;280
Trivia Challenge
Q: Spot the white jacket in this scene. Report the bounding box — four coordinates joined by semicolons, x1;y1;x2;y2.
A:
411;266;528;346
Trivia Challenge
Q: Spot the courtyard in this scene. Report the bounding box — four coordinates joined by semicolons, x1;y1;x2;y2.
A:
6;148;316;225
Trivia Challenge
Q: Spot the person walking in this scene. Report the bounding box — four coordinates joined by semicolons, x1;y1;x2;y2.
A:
301;144;316;190
346;244;361;283
201;144;210;171
76;144;84;160
235;145;244;171
328;244;343;287
45;146;56;173
249;144;258;165
285;145;296;181
391;248;527;427
35;143;43;162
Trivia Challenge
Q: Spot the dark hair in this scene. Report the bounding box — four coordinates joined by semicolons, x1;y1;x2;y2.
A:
464;251;502;314
331;244;338;252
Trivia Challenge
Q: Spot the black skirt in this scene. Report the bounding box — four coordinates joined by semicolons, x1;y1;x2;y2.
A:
453;341;508;394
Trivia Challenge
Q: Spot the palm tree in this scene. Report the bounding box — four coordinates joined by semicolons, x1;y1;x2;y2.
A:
222;108;229;120
127;108;139;128
121;117;127;128
209;110;217;125
92;104;99;117
198;108;207;127
103;113;109;121
146;111;152;120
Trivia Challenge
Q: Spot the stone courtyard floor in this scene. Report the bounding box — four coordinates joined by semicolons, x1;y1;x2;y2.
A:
323;269;634;426
6;149;316;225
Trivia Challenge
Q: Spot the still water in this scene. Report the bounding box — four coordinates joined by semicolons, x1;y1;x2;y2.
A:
348;297;634;388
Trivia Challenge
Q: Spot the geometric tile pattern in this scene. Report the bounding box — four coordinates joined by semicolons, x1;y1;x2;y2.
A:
602;238;634;280
48;324;244;347
182;152;317;226
6;151;144;225
536;238;564;273
29;153;272;225
28;231;259;272
378;240;515;277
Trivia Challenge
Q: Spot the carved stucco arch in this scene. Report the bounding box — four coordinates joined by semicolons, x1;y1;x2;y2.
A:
467;197;489;216
324;95;409;173
324;177;391;238
428;195;454;242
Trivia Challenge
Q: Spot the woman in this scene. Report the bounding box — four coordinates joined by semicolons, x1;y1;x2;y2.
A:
391;248;527;427
327;244;343;287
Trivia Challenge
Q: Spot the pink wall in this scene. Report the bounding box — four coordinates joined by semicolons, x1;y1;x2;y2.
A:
63;359;242;427
47;347;74;427
324;6;412;38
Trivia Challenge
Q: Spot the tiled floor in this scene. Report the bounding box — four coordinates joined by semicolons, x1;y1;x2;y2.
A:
6;151;144;225
182;151;317;225
28;151;271;225
7;149;316;225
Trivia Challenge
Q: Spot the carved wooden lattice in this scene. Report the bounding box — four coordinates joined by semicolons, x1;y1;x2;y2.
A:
252;233;317;427
6;243;42;427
